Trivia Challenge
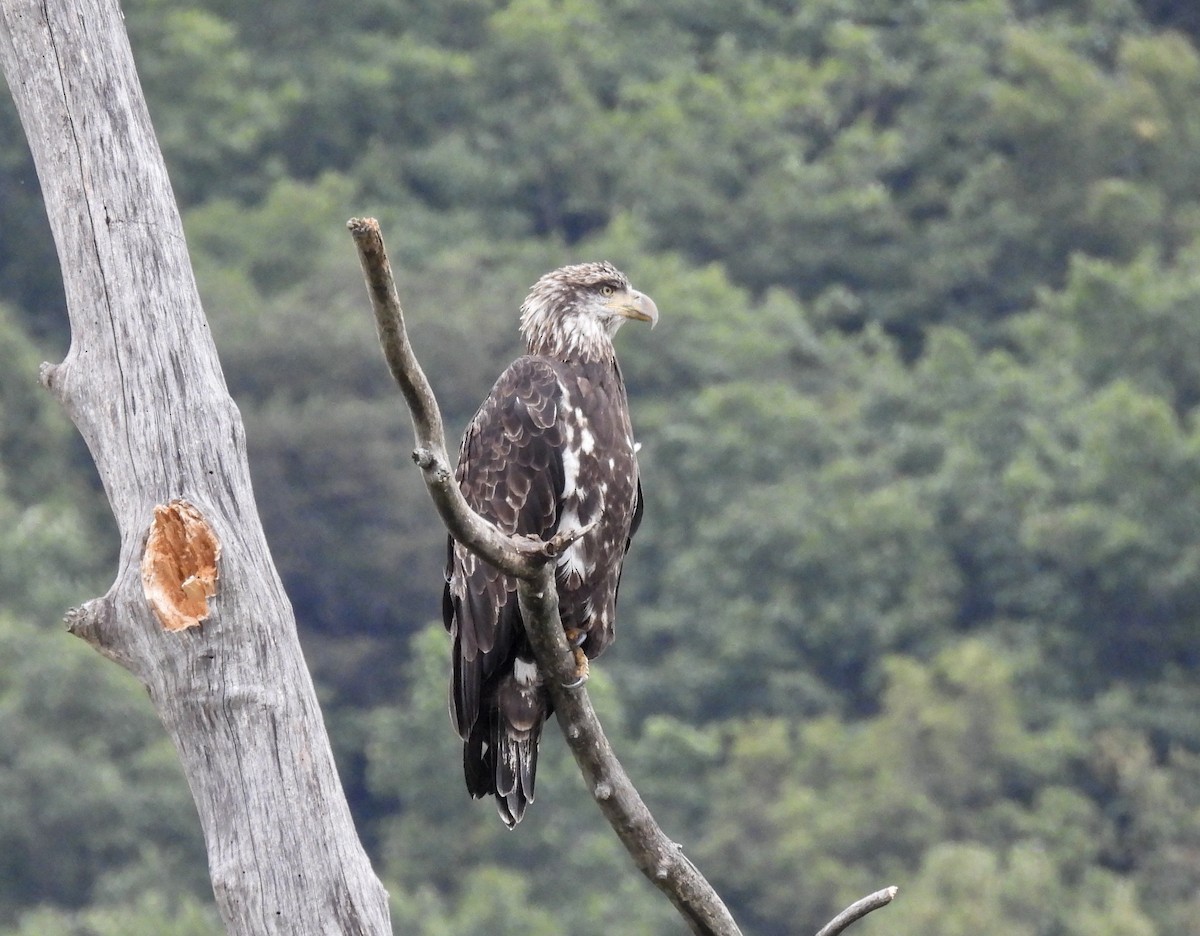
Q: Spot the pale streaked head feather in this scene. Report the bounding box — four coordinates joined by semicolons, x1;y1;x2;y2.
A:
519;261;634;362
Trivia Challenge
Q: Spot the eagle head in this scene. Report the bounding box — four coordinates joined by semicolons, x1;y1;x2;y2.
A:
519;261;658;362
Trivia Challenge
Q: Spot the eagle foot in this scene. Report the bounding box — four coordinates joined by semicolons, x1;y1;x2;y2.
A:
563;647;590;688
564;626;587;647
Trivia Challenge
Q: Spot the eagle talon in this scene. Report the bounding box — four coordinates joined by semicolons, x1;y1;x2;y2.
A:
564;626;587;648
563;647;590;688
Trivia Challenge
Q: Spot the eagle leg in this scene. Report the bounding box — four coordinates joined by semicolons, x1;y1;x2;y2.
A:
564;626;587;647
563;646;590;688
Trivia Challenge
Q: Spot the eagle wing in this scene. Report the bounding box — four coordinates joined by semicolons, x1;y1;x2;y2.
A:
442;356;565;740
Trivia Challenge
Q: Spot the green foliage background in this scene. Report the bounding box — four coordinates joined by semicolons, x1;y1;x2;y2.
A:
2;0;1200;932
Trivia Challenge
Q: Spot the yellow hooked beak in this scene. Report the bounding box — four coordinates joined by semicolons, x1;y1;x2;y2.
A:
610;289;660;328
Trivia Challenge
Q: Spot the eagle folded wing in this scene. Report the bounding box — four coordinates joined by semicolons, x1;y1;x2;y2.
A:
443;356;565;739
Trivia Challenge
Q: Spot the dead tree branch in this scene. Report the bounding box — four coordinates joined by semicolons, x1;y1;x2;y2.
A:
348;217;742;936
815;886;899;936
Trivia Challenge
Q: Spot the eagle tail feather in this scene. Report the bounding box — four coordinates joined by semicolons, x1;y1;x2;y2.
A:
463;715;492;799
461;705;544;829
450;630;480;739
494;723;542;829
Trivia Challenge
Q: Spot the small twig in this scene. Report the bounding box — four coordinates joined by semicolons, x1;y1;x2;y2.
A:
814;886;899;936
538;518;597;558
349;218;742;936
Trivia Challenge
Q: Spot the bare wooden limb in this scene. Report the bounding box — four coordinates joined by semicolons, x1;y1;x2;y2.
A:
814;886;899;936
349;218;742;936
348;217;544;581
1;1;390;932
517;568;742;936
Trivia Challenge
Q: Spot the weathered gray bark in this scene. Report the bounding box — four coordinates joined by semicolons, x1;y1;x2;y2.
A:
0;0;391;932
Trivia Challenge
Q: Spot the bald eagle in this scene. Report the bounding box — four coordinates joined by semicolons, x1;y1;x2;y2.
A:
442;261;658;827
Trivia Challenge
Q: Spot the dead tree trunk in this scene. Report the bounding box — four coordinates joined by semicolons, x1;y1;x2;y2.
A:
0;0;391;932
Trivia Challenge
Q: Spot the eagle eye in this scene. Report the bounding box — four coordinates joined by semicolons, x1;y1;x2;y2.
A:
599;284;615;297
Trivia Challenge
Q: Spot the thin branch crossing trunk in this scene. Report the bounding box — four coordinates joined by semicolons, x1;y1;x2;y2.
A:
0;0;391;932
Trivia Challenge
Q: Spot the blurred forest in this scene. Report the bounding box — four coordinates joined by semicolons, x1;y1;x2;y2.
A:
2;0;1200;933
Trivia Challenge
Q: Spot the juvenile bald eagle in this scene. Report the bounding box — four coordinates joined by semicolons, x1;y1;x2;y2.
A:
443;261;657;827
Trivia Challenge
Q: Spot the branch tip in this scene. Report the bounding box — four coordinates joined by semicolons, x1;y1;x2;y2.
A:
39;360;66;400
64;597;137;672
345;216;380;238
65;600;103;638
813;886;899;936
541;519;597;558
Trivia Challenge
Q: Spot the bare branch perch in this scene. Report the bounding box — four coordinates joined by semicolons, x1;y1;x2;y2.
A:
348;217;742;936
348;217;544;581
814;886;899;936
516;568;742;936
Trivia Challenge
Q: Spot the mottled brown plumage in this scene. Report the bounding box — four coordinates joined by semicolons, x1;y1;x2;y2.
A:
442;262;657;826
